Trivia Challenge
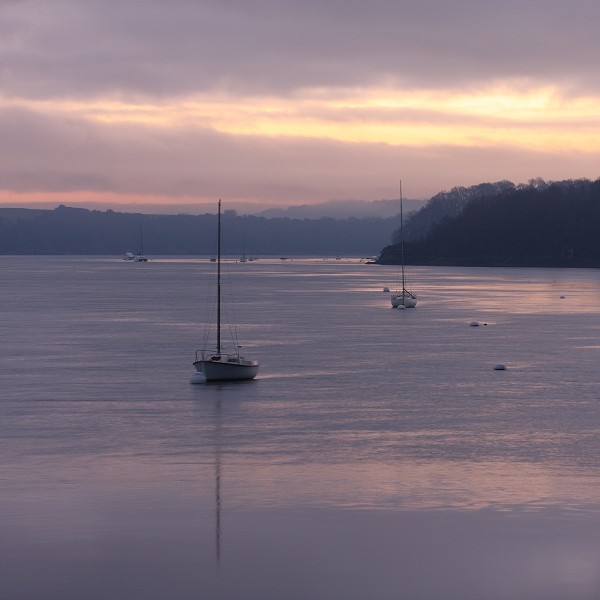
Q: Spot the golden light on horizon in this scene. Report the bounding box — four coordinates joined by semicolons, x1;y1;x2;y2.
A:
203;85;600;152
5;83;600;153
0;190;215;207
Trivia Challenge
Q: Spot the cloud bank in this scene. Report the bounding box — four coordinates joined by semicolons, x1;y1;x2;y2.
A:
1;0;600;208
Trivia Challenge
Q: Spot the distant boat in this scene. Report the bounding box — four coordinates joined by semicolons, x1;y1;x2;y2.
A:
239;253;248;263
193;200;259;382
391;181;417;308
134;225;148;262
123;251;135;261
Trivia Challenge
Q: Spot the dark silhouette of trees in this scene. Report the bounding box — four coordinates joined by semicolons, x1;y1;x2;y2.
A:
398;180;516;243
0;205;398;256
380;178;600;267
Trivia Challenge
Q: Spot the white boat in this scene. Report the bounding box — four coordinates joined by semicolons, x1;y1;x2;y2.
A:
123;251;135;260
391;181;417;308
193;200;259;382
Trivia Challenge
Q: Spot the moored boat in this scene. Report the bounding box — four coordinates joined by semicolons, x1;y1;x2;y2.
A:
391;181;417;308
192;200;259;382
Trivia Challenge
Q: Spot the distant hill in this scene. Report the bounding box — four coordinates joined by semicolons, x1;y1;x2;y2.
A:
258;198;427;219
380;178;600;267
7;179;599;262
0;205;399;256
0;197;429;218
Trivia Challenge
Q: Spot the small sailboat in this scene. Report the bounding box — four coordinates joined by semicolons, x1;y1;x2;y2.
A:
134;225;148;262
193;200;259;382
391;181;417;308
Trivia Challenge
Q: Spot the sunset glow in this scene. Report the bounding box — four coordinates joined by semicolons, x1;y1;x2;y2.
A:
2;0;600;209
9;84;600;153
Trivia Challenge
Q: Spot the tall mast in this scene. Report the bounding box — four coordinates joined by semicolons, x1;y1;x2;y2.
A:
400;180;405;293
217;199;221;354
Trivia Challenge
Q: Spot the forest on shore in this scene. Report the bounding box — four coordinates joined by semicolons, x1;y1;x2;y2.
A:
4;177;600;266
0;205;396;256
379;178;600;268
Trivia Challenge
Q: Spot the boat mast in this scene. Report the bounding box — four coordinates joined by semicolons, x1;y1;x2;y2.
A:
217;199;221;354
400;180;405;294
139;225;144;255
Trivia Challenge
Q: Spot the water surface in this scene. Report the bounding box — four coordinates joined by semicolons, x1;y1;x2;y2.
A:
2;257;600;599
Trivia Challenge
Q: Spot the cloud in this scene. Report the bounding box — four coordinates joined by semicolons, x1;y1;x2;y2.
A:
3;0;600;100
1;103;598;207
1;0;600;208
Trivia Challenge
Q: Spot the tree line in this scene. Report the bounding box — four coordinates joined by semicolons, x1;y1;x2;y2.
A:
0;205;398;256
380;178;600;267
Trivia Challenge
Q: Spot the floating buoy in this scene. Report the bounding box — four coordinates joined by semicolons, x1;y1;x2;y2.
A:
470;321;479;327
493;363;506;370
383;287;390;292
189;372;206;384
560;295;565;299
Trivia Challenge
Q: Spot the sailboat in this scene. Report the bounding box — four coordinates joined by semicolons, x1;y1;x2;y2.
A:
192;200;259;382
391;181;417;308
134;225;148;262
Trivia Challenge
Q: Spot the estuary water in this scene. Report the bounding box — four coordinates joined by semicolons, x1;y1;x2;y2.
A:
2;256;600;600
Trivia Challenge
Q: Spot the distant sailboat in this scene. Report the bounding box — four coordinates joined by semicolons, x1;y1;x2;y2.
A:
134;225;148;262
193;200;259;382
391;181;417;308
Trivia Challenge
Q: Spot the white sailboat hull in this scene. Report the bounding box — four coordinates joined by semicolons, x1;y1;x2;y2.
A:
391;292;417;308
194;354;259;381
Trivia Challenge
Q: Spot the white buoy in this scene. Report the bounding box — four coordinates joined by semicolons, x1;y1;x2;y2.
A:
190;372;206;384
493;363;506;370
470;321;479;327
383;287;390;292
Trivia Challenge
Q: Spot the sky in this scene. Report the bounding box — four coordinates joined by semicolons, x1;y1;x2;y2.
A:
2;0;600;213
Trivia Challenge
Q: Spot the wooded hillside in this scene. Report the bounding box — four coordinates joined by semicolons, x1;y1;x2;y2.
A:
0;205;397;256
380;178;600;267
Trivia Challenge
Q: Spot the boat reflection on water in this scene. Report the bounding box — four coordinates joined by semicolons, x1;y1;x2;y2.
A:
212;398;222;567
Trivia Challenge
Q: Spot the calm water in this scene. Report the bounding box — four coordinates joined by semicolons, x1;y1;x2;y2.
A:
2;256;600;599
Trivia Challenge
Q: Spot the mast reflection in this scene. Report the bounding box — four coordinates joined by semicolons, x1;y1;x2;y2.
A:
214;398;222;567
